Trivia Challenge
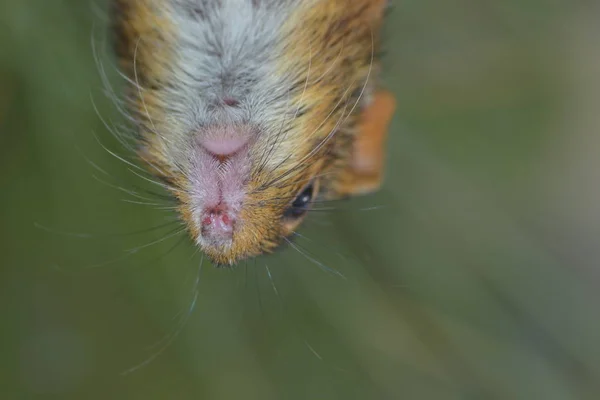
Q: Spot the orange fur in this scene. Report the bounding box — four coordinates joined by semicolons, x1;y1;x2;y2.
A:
337;89;396;196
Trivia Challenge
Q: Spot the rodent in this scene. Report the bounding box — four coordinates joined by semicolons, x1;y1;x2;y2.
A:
111;0;395;266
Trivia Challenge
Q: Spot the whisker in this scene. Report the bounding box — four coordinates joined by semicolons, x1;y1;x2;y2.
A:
124;226;187;253
269;80;358;186
146;247;200;351
89;0;109;23
244;259;249;290
126;167;183;195
256;39;313;181
254;258;264;318
264;264;280;298
58;250;140;271
255;86;293;178
120;199;169;207
283;237;346;279
133;36;159;137
263;28;376;190
119;38;188;180
34;219;180;239
90;128;149;174
290;39;313;127
121;199;179;211
302;205;385;212
304;340;323;361
91;23;137;125
330;27;375;143
75;143;111;176
259;170;343;196
91;173;174;204
312;39;344;84
261;79;356;189
51;224;186;271
121;254;203;375
90;93;135;154
290;231;355;265
74;139;176;205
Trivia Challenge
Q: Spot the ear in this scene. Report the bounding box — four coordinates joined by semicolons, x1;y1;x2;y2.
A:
336;89;396;197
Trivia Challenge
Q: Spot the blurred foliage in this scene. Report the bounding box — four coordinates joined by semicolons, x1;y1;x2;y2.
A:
1;0;600;399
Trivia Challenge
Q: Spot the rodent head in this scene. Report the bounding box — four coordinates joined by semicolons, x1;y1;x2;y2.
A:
112;0;387;265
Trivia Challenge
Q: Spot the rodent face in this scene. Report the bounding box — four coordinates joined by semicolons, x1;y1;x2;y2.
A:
112;0;386;265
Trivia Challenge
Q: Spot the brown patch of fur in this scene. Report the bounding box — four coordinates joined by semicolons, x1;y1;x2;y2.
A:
112;0;176;172
274;0;389;199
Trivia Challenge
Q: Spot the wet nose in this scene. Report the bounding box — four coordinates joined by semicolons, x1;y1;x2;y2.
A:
201;208;234;239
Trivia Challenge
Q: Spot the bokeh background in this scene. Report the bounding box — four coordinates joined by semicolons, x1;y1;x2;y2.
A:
2;0;600;398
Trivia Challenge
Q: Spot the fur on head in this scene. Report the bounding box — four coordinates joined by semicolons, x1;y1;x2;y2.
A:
112;0;388;265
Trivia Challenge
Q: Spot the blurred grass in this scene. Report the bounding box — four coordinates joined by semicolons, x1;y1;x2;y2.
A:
2;0;600;399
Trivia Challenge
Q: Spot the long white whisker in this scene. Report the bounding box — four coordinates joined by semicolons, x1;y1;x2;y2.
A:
91;27;135;124
269;27;376;187
90;128;148;173
90;93;136;153
312;39;344;84
126;167;183;195
90;173;169;203
334;27;375;138
124;226;186;253
121;199;178;210
48;223;184;271
291;39;313;122
262;79;355;189
256;39;314;180
284;237;346;279
264;264;279;297
266;91;353;188
305;340;324;361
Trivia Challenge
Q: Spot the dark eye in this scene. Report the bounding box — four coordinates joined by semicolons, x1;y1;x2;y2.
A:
283;183;314;219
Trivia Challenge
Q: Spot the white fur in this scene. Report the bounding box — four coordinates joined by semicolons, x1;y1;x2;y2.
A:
159;0;310;169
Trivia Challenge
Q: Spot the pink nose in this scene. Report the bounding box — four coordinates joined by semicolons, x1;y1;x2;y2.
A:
201;208;234;238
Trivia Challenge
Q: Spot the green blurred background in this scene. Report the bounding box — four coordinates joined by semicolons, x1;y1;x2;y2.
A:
2;0;600;398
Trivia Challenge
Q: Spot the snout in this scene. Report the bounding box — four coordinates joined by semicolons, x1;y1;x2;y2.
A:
200;206;235;245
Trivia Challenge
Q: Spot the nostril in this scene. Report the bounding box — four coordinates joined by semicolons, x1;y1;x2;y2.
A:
201;208;234;237
221;213;230;226
223;98;239;107
215;213;233;232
